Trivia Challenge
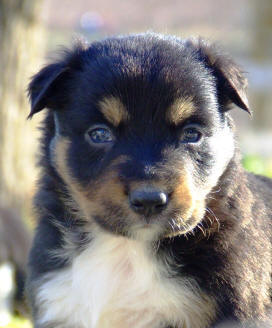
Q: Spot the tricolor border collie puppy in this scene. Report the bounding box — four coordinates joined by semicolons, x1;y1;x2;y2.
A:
27;33;272;328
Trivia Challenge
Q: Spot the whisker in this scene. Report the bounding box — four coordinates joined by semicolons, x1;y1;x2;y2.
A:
206;207;220;232
197;223;206;237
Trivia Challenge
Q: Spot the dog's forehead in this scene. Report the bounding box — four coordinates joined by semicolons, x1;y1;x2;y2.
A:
97;95;196;127
73;37;218;127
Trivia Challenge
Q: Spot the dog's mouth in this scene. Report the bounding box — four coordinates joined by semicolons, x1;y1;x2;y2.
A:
92;205;204;242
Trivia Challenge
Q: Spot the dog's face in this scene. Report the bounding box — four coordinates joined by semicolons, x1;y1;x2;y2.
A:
28;34;249;241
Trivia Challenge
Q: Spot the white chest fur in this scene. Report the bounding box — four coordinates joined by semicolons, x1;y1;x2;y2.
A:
36;233;215;328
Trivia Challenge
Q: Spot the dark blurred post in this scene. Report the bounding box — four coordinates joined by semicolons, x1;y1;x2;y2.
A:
0;0;45;214
0;0;45;321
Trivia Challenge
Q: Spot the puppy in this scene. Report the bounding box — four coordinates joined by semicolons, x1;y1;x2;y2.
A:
27;33;272;328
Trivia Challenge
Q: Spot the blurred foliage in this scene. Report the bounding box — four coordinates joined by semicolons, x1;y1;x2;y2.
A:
3;316;32;328
243;155;272;178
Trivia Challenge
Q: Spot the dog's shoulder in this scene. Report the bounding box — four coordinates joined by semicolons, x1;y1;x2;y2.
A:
248;172;272;192
246;171;272;214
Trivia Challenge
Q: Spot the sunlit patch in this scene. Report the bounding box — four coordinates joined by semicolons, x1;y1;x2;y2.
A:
166;97;195;125
99;96;129;127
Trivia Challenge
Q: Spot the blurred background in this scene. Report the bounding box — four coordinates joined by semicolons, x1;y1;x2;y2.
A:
0;0;271;327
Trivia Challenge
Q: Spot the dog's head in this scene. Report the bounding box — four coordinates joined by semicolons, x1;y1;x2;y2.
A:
28;34;249;241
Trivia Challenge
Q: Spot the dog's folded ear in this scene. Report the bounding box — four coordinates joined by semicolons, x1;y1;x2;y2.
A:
27;63;69;119
185;38;251;114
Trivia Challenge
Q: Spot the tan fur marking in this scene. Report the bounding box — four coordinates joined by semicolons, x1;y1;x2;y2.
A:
53;138;72;185
99;96;129;127
165;173;207;237
167;97;195;125
53;145;131;221
86;156;131;206
92;173;127;206
171;174;194;218
53;137;93;218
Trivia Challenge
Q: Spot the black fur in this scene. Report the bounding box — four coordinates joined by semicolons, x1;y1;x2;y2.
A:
27;33;272;328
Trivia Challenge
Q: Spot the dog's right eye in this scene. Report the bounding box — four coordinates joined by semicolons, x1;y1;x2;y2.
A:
86;126;114;145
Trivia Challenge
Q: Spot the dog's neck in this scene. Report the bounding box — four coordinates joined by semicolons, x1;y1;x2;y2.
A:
206;150;251;226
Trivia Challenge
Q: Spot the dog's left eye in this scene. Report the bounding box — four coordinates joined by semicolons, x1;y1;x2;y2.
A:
181;126;202;143
86;126;114;144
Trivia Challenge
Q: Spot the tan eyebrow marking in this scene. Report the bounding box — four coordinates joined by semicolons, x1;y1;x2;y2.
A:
99;96;129;127
166;97;195;125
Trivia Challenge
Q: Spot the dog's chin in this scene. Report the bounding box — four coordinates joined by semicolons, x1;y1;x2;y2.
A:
94;214;202;243
127;218;201;242
127;222;167;242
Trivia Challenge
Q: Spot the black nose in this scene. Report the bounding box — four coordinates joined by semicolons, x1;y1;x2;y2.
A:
129;189;168;217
